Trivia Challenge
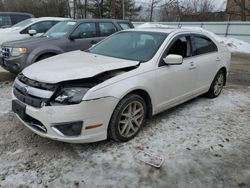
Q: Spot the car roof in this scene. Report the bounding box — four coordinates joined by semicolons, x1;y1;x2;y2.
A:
126;27;206;35
31;17;69;22
0;12;34;16
75;18;131;22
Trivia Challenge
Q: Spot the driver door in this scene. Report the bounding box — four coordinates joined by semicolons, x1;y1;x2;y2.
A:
65;22;103;51
154;35;198;112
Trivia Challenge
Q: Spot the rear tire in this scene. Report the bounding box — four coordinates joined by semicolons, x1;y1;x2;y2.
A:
206;70;225;98
108;94;147;142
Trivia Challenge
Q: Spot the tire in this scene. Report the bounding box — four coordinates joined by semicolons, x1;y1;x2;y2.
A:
108;94;147;142
206;70;225;98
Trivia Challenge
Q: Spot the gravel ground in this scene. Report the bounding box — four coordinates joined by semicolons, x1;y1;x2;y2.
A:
0;55;250;188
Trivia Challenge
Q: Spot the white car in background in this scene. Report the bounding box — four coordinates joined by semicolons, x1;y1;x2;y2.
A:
12;28;231;143
0;17;68;45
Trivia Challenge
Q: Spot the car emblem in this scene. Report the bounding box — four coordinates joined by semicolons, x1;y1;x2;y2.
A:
20;85;29;95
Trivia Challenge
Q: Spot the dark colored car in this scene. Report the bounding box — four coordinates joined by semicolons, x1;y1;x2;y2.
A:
0;12;34;28
0;19;134;73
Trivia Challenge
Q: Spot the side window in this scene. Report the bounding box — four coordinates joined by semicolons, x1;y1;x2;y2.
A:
167;36;191;58
10;15;30;25
118;22;132;30
192;36;218;55
21;21;57;34
71;22;96;38
0;15;12;27
99;22;117;36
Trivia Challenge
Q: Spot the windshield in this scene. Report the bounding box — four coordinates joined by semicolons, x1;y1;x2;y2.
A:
11;18;34;28
89;31;167;62
44;21;76;38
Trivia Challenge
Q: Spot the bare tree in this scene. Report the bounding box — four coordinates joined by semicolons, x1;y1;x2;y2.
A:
231;0;250;21
149;0;161;22
160;0;216;21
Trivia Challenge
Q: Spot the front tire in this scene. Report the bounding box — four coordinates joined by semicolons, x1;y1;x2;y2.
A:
108;94;147;142
206;70;225;98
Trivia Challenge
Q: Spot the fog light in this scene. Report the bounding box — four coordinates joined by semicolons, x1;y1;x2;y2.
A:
53;121;83;136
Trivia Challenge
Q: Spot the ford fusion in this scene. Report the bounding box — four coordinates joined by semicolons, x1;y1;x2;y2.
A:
12;28;231;143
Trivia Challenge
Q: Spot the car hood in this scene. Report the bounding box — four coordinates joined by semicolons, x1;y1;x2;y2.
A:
2;36;57;47
23;51;139;84
0;27;20;34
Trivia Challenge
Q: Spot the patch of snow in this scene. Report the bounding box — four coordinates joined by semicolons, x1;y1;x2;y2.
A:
137;23;250;55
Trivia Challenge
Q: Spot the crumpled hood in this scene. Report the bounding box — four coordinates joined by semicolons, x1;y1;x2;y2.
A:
23;51;139;84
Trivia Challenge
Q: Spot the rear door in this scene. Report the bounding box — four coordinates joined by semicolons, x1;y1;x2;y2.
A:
191;34;219;92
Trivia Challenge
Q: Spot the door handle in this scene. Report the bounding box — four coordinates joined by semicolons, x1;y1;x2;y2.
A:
189;62;196;70
216;57;221;62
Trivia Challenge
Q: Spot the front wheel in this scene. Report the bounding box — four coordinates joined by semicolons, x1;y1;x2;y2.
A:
206;70;225;98
108;94;147;142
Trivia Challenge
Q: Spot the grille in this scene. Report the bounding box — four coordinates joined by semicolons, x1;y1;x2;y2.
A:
1;47;11;58
14;74;57;108
13;87;46;108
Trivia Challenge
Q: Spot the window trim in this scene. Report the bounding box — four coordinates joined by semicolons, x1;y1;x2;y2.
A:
191;34;218;57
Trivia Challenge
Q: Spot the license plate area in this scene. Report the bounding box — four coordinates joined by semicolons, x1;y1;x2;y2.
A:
12;100;26;119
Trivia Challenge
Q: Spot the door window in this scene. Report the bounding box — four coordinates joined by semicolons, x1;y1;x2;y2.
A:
21;21;58;34
192;36;218;55
0;15;12;27
118;22;132;30
99;22;117;36
71;22;96;38
167;36;191;58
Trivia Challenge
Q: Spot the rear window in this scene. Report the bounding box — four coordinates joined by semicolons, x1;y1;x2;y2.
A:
99;22;117;36
192;36;218;55
118;22;133;30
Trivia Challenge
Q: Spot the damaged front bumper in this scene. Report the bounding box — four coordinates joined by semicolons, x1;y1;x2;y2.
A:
12;94;119;143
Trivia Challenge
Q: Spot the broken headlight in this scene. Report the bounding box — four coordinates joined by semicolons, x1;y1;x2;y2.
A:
54;87;89;104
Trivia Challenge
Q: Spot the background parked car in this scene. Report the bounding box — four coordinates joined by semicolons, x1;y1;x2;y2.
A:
0;12;34;28
0;17;68;46
0;19;134;73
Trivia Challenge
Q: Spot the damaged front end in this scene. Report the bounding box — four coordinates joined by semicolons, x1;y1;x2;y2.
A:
14;65;139;108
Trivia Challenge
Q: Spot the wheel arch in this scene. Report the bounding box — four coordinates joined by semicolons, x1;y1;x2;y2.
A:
35;52;59;62
121;89;153;119
219;67;227;85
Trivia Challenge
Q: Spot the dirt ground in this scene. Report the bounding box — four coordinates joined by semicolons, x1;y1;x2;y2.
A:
0;54;249;188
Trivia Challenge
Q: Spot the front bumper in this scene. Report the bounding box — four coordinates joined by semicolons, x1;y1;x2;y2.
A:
0;54;28;73
12;95;119;143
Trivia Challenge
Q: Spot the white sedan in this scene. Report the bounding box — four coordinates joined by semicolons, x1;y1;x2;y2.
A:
12;28;231;143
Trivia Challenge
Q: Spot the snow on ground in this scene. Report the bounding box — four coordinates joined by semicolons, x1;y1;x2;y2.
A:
0;81;250;187
137;23;250;54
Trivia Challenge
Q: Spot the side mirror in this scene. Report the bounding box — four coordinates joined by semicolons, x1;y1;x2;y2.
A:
163;54;183;65
28;29;37;36
69;33;80;40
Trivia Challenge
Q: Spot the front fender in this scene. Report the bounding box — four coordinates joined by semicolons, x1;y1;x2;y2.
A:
28;46;64;65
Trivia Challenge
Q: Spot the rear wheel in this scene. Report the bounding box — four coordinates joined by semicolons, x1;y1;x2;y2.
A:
108;94;147;142
206;70;225;98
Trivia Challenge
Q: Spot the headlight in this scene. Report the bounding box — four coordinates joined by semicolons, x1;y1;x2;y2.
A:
11;48;28;57
54;87;89;104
